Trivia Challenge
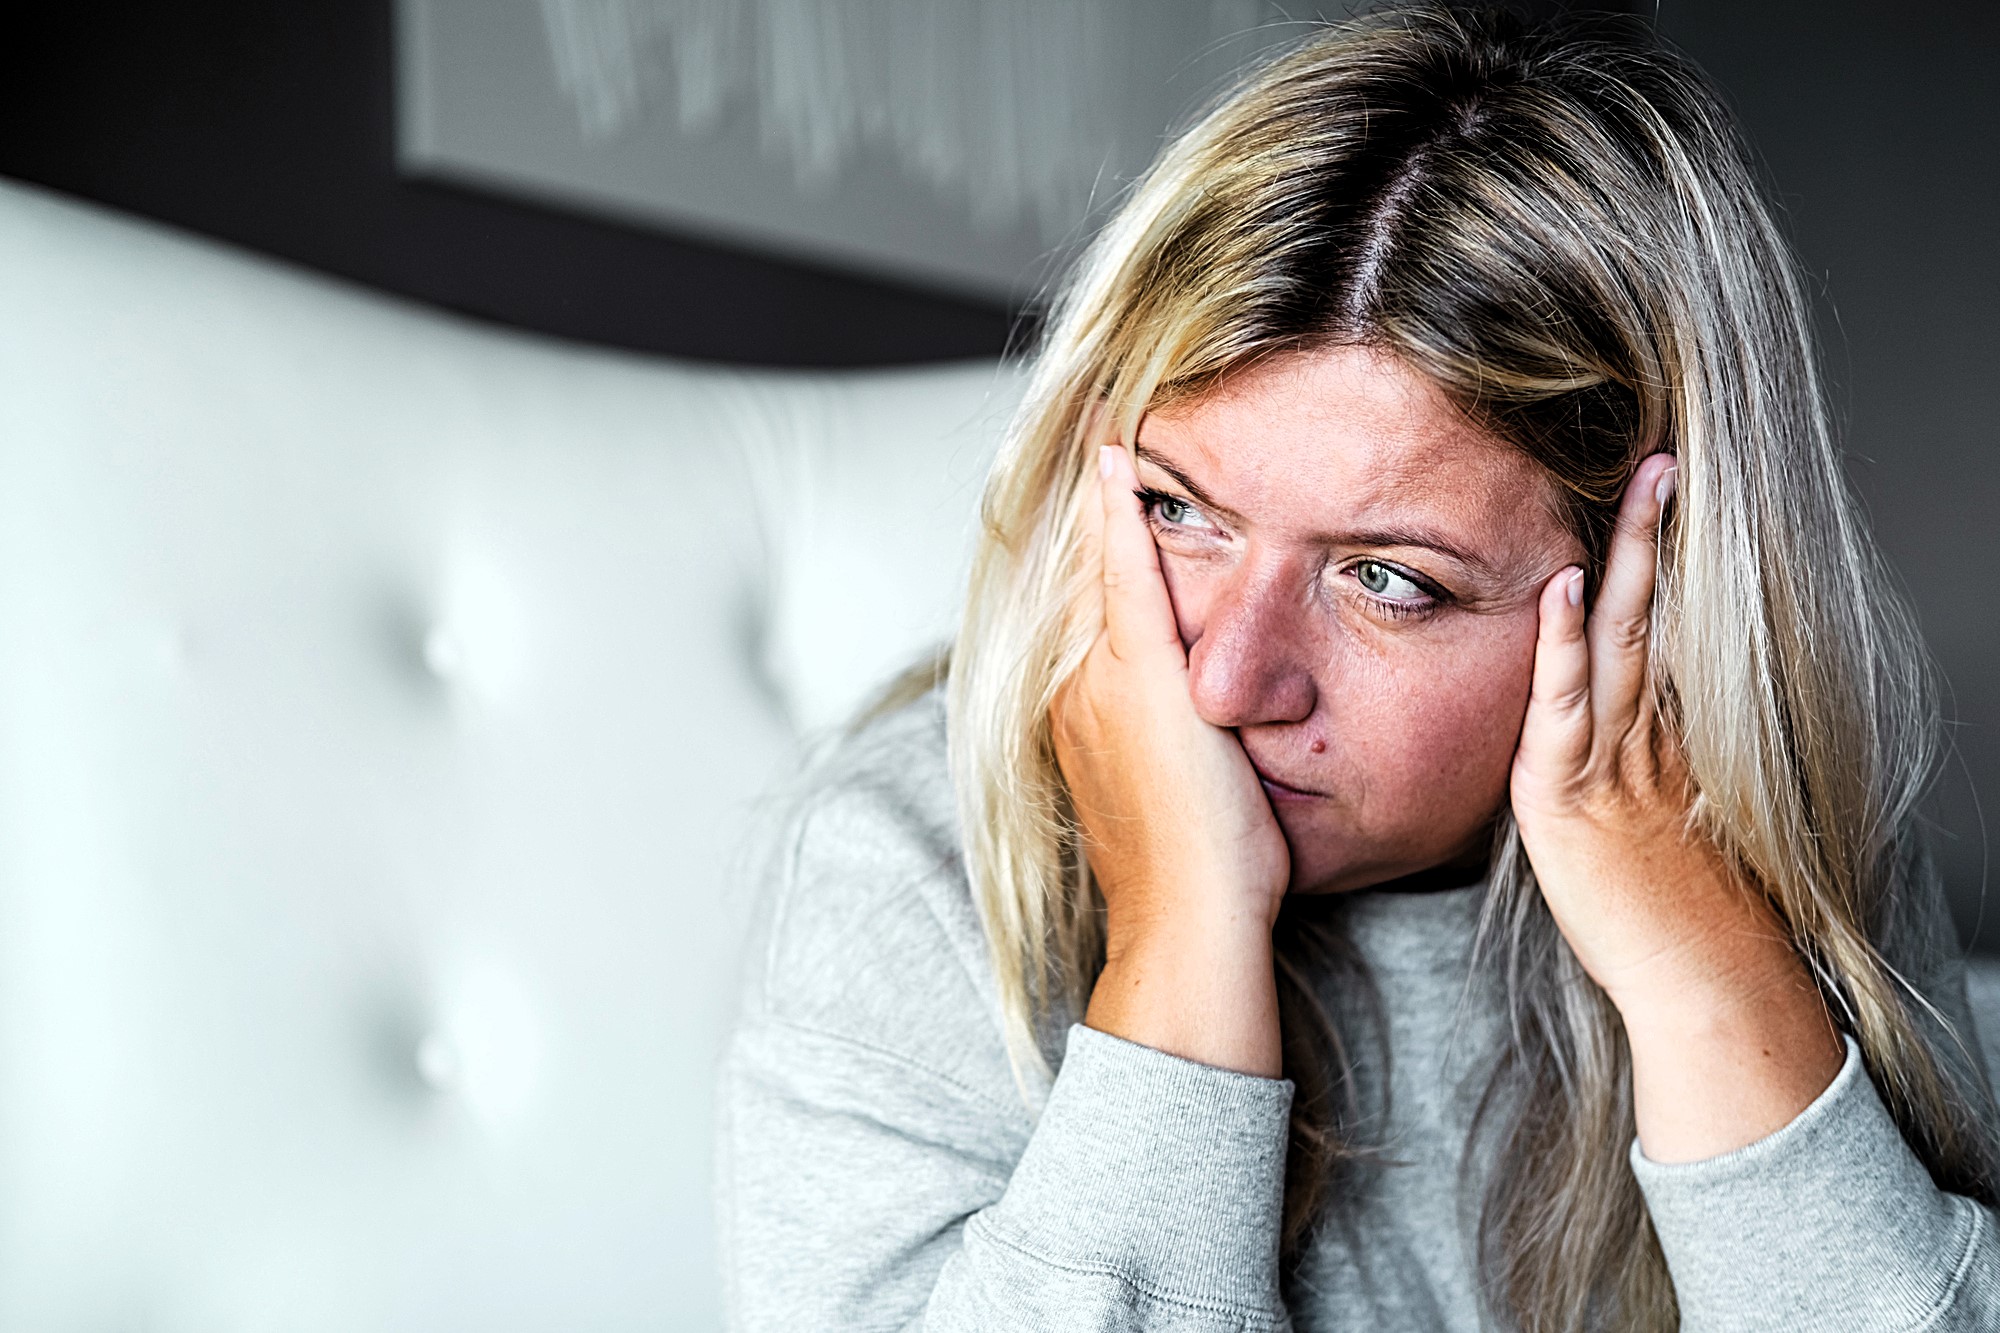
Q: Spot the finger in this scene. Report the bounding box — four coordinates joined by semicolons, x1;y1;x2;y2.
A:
1072;439;1108;631
1097;443;1185;665
1587;452;1676;737
1517;565;1592;785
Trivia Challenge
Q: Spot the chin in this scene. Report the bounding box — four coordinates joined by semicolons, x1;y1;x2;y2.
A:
1277;814;1496;896
1282;851;1395;896
1286;869;1383;895
1270;808;1381;893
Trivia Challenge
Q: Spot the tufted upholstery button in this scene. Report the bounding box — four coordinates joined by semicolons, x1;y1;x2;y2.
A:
415;1033;460;1092
420;958;545;1124
421;626;463;680
0;177;1023;1326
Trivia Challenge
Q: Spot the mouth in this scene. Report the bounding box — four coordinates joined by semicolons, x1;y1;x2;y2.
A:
1246;755;1327;803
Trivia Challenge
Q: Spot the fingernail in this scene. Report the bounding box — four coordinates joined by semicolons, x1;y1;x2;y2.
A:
1655;462;1678;509
1566;568;1584;607
1098;445;1117;478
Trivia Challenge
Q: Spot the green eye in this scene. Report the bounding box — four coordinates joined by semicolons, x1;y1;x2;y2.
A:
1352;559;1429;604
1143;491;1212;529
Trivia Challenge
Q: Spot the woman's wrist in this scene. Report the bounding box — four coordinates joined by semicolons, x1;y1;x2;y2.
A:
1614;934;1844;1163
1087;909;1283;1079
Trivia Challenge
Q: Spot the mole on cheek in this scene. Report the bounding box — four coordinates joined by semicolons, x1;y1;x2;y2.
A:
1310;737;1327;754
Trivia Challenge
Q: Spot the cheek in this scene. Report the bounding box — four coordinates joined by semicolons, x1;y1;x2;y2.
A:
1319;614;1540;821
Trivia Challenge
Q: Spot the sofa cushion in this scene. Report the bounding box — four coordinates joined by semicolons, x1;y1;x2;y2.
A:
0;177;1018;1330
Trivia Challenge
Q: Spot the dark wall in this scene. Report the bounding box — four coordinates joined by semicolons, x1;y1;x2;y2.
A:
1662;2;2000;951
0;1;1018;366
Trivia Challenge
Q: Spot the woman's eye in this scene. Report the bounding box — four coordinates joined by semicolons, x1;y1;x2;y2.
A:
1146;492;1213;530
1351;559;1431;605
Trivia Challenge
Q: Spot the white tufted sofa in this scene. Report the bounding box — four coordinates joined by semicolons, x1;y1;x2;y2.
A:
0;178;1020;1331
1;178;1995;1332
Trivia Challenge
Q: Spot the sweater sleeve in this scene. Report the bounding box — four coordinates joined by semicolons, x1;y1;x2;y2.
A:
718;1016;1296;1331
714;697;1295;1331
1632;1032;1992;1320
1630;1032;1999;1332
1628;832;2000;1333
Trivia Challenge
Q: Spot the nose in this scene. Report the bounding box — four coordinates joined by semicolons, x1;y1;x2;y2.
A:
1184;560;1318;729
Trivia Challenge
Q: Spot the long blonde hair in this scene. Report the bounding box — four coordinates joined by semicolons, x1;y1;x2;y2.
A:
944;6;1998;1328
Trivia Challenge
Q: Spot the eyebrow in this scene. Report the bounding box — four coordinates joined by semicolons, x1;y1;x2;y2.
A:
1337;526;1500;576
1134;444;1244;525
1132;442;1501;577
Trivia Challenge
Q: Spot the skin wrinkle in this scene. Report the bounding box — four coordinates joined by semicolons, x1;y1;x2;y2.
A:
1137;441;1506;581
1131;345;1578;898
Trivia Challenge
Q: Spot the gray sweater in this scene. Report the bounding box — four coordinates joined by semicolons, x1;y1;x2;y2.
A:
715;691;2000;1330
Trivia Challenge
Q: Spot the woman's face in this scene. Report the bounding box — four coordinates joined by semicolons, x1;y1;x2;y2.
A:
1133;345;1586;894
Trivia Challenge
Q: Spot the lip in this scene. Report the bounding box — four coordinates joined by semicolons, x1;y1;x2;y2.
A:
1246;755;1327;802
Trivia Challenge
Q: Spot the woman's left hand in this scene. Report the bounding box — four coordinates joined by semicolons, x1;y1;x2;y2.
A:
1510;452;1844;1161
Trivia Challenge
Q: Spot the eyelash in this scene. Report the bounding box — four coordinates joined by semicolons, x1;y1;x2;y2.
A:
1135;487;1451;622
1348;559;1445;620
1135;487;1207;534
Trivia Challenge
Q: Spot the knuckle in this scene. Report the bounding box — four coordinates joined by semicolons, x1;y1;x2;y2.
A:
1556;774;1601;812
1603;614;1651;655
1532;680;1591;713
1511;772;1582;821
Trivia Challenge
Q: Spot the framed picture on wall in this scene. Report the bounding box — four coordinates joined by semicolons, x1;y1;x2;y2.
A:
394;0;1299;301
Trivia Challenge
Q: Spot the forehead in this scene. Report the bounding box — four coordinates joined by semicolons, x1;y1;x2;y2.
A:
1138;345;1555;531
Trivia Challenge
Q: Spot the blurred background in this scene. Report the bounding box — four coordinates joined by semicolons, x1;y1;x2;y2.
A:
0;1;1994;1328
8;4;1996;940
44;0;1974;936
11;0;1991;943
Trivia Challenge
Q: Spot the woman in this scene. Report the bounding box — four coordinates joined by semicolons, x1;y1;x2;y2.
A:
716;6;1999;1329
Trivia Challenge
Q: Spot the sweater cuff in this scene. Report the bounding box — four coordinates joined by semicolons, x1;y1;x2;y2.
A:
1631;1032;1992;1330
981;1021;1294;1319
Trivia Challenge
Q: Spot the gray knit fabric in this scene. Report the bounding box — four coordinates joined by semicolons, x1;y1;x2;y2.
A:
715;691;2000;1330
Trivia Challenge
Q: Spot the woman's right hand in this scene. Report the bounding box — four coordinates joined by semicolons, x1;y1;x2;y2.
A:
1052;441;1289;1077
